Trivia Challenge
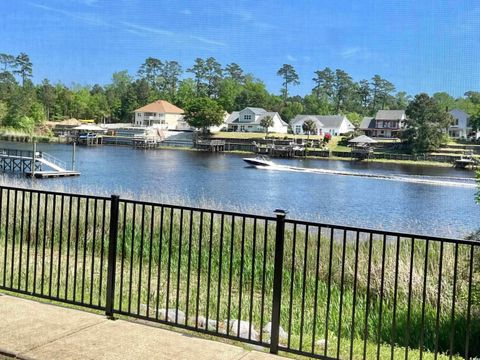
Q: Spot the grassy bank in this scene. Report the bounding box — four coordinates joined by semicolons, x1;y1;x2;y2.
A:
0;187;477;359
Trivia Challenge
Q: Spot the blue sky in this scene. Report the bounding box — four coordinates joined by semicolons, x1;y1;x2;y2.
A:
1;0;479;97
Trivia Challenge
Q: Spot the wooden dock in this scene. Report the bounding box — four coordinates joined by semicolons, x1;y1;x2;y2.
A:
195;139;226;152
0;147;80;178
25;171;81;178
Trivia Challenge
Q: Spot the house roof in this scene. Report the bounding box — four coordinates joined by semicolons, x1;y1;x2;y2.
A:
230;112;288;127
359;117;375;129
134;100;184;114
375;110;405;120
349;135;377;144
257;112;288;126
449;109;469;118
244;107;267;115
291;115;352;129
225;111;240;124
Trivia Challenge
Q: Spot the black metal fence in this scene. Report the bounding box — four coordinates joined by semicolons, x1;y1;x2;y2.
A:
0;185;478;360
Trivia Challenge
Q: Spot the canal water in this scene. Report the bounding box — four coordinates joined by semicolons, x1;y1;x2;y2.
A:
0;141;478;238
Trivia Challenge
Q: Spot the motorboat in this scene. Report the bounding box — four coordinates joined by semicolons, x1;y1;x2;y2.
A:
243;155;275;167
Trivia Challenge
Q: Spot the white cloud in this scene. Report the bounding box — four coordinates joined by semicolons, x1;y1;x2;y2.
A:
286;54;297;62
340;47;373;60
31;3;110;27
180;9;192;15
121;22;175;37
190;35;226;47
122;21;226;47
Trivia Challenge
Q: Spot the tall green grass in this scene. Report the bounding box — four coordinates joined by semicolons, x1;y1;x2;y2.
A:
0;187;478;360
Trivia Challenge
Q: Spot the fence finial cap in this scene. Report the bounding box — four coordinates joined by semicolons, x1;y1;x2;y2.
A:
274;209;288;215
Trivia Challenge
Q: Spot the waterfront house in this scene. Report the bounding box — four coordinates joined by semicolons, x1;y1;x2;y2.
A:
226;107;288;133
448;109;478;139
290;115;355;136
134;100;184;129
359;110;406;138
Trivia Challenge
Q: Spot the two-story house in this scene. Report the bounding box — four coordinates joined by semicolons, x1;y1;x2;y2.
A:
359;110;406;138
134;100;184;129
290;115;355;136
226;107;288;133
448;109;478;139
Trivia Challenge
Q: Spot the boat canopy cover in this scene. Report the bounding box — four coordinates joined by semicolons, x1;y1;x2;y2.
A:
348;135;378;144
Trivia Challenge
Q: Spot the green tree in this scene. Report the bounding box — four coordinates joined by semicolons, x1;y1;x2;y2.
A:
187;58;208;96
277;64;299;101
312;67;335;102
0;53;15;72
234;79;269;109
217;78;242;113
357;79;371;113
175;79;197;109
0;101;7;125
13;52;33;86
204;57;223;98
403;93;454;154
302;119;317;142
260;115;274;137
280;101;303;122
163;60;182;98
138;57;163;93
184;97;224;133
333;69;353;113
38;79;56;120
224;63;245;84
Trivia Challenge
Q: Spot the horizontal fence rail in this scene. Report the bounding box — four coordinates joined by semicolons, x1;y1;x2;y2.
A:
0;185;478;360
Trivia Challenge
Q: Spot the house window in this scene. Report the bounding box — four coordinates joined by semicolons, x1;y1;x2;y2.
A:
295;125;302;134
137;113;141;117
240;125;245;131
244;114;252;120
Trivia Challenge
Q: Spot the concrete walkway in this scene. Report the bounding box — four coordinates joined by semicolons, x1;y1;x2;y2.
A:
0;293;286;360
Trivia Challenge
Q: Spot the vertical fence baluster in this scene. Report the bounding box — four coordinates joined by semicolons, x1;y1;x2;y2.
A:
10;190;17;288
350;231;360;360
206;212;214;330
270;209;286;354
137;204;145;316
18;190;25;290
259;219;268;344
146;205;155;318
337;229;347;359
195;211;204;328
363;232;374;360
448;243;459;359
48;194;56;297
64;196;72;300
56;195;64;298
105;195;120;318
90;199;97;305
324;227;334;357
165;207;174;321
216;213;225;333
390;236;400;360
175;209;183;324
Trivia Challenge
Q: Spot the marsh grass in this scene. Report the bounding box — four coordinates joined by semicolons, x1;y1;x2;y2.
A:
0;186;478;360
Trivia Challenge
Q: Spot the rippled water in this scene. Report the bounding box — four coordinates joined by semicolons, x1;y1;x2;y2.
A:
0;141;478;238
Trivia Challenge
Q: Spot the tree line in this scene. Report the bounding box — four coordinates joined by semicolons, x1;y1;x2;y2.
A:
0;52;479;138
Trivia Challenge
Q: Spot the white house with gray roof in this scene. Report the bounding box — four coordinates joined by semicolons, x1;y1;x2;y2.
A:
290;115;355;136
226;107;288;133
359;110;406;138
448;109;478;139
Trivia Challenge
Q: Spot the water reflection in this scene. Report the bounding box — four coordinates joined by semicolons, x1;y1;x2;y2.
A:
0;141;477;238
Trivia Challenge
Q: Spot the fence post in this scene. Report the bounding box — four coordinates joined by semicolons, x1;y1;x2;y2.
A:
270;209;287;354
105;194;120;318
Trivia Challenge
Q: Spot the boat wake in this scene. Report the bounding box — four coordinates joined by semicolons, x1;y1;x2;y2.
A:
255;163;476;188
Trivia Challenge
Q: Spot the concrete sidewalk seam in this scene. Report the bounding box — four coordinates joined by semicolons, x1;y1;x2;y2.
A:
16;319;109;359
